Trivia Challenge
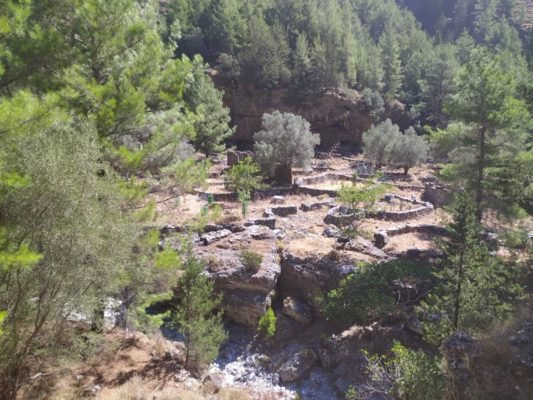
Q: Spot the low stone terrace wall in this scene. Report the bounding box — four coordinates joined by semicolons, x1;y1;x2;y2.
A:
374;224;449;248
367;194;434;221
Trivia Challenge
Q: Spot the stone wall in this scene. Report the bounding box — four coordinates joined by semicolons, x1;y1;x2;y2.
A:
374;223;449;248
367;194;434;221
422;182;451;208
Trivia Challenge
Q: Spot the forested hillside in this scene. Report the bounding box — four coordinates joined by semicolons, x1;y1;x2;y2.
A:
0;1;531;399
166;0;532;128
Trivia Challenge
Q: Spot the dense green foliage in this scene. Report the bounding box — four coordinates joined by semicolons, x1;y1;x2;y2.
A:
432;48;531;220
164;0;531;128
240;248;263;272
257;307;277;338
0;0;531;398
421;193;526;345
0;93;133;396
253;111;320;179
320;260;432;325
363;119;429;173
172;252;227;372
224;157;264;195
385;127;430;175
359;341;445;400
0;0;230;394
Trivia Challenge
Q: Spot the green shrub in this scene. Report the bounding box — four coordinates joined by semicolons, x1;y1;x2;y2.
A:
257;308;276;338
320;260;432;326
362;341;445;400
224;157;264;194
501;227;530;250
240;248;263;272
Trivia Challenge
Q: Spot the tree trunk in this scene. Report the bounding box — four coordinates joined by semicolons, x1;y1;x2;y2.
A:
275;163;293;186
475;126;486;222
453;249;465;331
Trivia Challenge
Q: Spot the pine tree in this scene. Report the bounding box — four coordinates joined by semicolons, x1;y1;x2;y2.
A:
173;252;227;373
441;48;530;220
379;29;403;101
185;57;235;156
418;44;458;126
422;192;525;343
292;32;312;94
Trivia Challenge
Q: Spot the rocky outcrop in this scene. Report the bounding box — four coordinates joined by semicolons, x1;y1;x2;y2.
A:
264;205;298;217
244;217;276;230
282;297;313;325
201;248;280;328
442;332;480;400
339;237;389;260
278;250;358;312
300;198;335;212
201;229;232;245
278;348;318;383
212;77;409;149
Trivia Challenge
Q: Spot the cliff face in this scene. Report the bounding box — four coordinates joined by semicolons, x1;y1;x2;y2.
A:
213;74;410;151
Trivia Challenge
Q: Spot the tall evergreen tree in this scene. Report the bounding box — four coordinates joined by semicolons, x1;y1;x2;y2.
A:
379;29;403;101
173;252;227;373
440;48;530;220
184;57;235;156
418;44;458;126
422;192;524;343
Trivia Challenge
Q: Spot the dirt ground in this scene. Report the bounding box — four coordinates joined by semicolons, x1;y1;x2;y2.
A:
152;157;451;257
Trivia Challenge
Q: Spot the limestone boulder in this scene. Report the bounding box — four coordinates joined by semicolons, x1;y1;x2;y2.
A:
199;248;280;328
282;297;313;325
278;250;358;312
278;348;318;383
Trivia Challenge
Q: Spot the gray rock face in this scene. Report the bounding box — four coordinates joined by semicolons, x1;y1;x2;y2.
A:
222;290;273;328
265;205;298;217
272;195;286;204
202;372;225;395
275;314;300;342
318;348;334;369
323;226;341;238
442;331;479;398
509;320;533;368
200;248;280;328
278;251;358;312
339;237;389;259
203;249;280;294
201;229;232;245
282;297;313;325
278;348;318;382
204;223;245;233
245;217;276;230
301;199;335;212
245;225;277;241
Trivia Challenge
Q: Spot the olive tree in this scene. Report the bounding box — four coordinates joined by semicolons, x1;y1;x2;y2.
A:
253;111;320;184
362;119;401;169
386;127;429;175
